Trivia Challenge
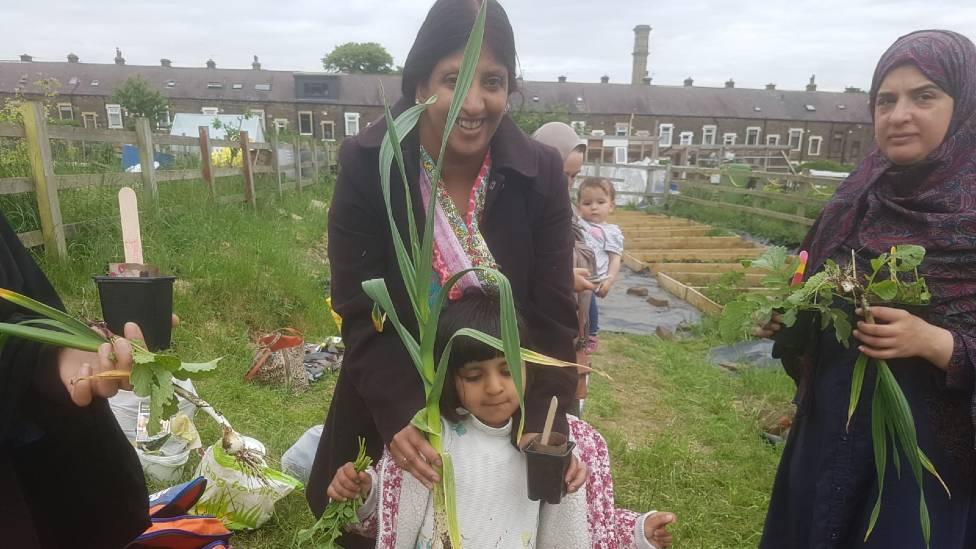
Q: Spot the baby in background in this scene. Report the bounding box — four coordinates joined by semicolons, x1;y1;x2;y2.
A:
577;177;624;353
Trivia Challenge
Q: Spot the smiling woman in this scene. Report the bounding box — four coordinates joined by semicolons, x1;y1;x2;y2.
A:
305;1;579;547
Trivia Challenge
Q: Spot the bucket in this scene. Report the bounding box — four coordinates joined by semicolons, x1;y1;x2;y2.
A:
139;448;191;483
94;275;175;351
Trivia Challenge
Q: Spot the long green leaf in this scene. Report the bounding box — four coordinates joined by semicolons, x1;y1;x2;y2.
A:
361;278;423;374
0;288;102;341
0;322;103;352
920;495;931;549
918;449;951;498
419;268;484;380
441;453;462;548
877;362;924;484
847;353;869;431
381;94;424;264
865;378;887;541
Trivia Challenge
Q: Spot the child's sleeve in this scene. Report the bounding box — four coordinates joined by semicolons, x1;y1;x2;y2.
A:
618;509;663;549
346;466;380;538
605;224;624;255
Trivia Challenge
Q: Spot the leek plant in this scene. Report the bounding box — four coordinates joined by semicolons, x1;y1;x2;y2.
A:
719;245;948;547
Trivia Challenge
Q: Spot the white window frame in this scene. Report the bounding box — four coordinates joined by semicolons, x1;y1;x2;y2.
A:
766;134;781;146
321;120;335;141
298;111;314;136
702;125;717;146
614;146;628;164
723;133;737;146
614;122;629;137
82;112;97;129
788;128;804;152
571;120;586;135
591;129;606;137
106;104;123;129
249;109;265;130
273;118;288;133
158;107;171;128
201;107;219;116
658;123;674;147
679;131;694;145
808;136;823;156
344;112;361;137
745;126;761;146
57;103;73;121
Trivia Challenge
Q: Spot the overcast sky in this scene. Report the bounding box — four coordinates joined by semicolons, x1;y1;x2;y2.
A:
5;0;976;92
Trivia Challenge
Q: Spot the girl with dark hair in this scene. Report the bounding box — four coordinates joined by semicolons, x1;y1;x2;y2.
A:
307;1;582;545
327;291;676;548
758;30;976;548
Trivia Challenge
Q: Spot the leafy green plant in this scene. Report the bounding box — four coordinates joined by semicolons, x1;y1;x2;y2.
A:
719;245;946;547
294;438;373;548
0;289;219;434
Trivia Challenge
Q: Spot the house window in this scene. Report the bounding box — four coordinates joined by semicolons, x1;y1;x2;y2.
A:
158;108;171;128
615;123;629;137
614;146;628;164
808;136;823;156
344;112;361;137
723;133;737;146
679;131;694;145
571;121;586;135
274;118;288;133
82;112;97;128
702;125;717;146
57;103;73;121
745;127;761;146
249;109;265;130
788;128;804;151
298;111;314;136
201;107;219;116
591;130;606;137
232;83;243;90
658;123;674;147
207;82;223;89
303;82;330;98
255;83;272;92
766;134;781;146
106;104;123;129
321;120;335;140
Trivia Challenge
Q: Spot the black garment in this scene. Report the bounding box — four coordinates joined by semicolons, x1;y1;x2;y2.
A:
0;213;149;548
307;96;578;528
761;307;976;549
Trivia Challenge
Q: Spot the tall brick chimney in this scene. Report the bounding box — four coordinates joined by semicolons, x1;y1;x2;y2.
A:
160;58;172;67
67;53;79;63
683;76;694;87
601;75;610;84
558;75;567;83
725;78;735;88
631;25;651;85
252;55;261;70
114;47;125;65
206;59;217;69
806;74;817;92
20;54;33;62
765;83;776;90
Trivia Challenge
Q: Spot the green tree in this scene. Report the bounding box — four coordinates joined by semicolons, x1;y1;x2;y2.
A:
509;105;571;135
322;42;395;74
110;76;168;129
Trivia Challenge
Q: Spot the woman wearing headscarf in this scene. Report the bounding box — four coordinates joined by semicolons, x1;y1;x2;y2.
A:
759;30;976;548
306;1;582;545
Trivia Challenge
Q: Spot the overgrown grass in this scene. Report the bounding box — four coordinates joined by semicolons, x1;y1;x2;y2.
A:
654;199;808;247
27;178;796;548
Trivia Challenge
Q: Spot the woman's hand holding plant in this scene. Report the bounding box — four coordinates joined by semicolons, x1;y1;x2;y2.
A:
58;322;140;406
390;423;442;490
854;306;954;369
753;312;784;339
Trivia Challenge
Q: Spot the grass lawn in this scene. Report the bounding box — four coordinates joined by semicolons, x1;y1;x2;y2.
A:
29;178;796;548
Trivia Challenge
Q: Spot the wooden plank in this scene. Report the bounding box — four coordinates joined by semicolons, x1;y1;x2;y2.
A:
155;133;270;150
625;236;754;250
293;137;303;193
253;165;273;174
155;169;203;183
673;194;815;226
622;252;647;272
0;177;34;194
675;180;827;208
633;248;765;262
135;118;158;204
199;126;214;199
48;125;137;144
271;131;282;197
240;131;256;209
311;141;320;183
213;167;238;178
671;165;841;188
56;172;142;189
646;262;758;274
656;272;723;315
0;122;25;138
664;272;766;286
20;102;66;259
17;230;43;248
620;227;713;238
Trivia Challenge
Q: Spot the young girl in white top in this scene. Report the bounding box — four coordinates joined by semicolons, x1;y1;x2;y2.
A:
329;291;674;548
577;177;624;353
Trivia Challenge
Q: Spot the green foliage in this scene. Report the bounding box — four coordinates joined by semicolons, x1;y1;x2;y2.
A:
799;159;855;173
508;105;571;135
703;270;745;306
322;42;396;74
294;438;372;548
110;76;168;130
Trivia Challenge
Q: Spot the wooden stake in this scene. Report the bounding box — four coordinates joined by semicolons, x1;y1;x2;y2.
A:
198;126;214;199
118;187;143;264
540;396;558;446
134;117;157;205
20;102;66;259
240;130;256;208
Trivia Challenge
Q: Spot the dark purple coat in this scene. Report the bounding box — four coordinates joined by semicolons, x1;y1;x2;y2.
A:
307;97;578;525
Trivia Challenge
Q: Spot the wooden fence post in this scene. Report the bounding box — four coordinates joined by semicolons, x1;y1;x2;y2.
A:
198;126;214;199
311;140;320;183
270;130;283;197
20;102;67;259
293;136;303;193
240;131;256;208
134;118;158;205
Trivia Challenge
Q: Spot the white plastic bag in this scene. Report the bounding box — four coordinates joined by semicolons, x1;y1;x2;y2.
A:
281;424;324;485
109;378;198;440
194;438;303;530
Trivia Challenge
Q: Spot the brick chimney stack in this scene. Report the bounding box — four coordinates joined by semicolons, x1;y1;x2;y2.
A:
20;54;32;62
558;75;567;83
806;74;817;92
631;24;651;85
252;55;261;70
684;77;694;87
601;75;610;84
725;78;735;88
114;47;125;65
206;59;216;69
67;53;79;63
160;58;172;67
765;83;776;90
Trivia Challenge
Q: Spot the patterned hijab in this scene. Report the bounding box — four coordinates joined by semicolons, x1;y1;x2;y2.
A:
801;30;976;366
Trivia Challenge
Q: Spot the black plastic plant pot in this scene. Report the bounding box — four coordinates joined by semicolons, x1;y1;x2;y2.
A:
525;433;576;505
94;275;175;351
